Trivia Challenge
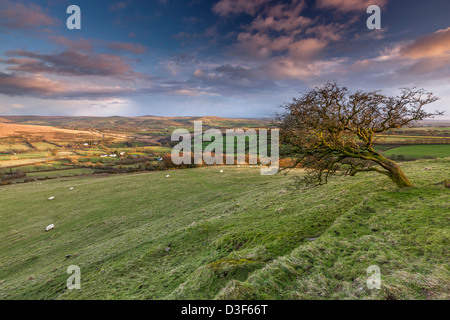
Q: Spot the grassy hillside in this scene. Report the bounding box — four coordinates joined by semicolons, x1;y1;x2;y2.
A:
0;159;449;300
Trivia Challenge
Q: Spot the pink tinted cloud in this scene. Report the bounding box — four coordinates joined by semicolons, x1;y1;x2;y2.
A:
236;32;281;59
233;1;326;60
305;23;344;41
316;0;387;12
265;0;307;19
249;14;313;33
349;27;450;82
0;0;59;29
224;0;348;80
401;27;450;59
49;36;93;52
107;42;147;54
288;38;328;60
212;0;271;16
49;36;146;54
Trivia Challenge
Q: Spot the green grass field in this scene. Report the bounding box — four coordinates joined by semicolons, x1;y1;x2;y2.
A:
0;152;51;161
24;168;95;179
30;142;58;151
1;161;73;173
0;159;449;300
1;144;33;152
383;145;450;159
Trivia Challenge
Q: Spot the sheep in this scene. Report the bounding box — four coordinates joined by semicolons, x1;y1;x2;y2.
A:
48;196;55;201
220;170;224;173
69;187;74;191
45;224;55;232
166;175;170;178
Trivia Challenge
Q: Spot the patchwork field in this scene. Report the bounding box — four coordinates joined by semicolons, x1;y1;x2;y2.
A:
0;159;448;300
0;158;56;169
30;142;59;151
0;117;276;182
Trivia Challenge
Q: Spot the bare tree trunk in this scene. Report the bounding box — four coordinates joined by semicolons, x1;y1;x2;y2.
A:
376;156;415;188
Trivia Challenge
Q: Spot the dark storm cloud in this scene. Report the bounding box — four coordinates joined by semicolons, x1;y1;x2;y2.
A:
0;72;63;97
0;71;139;99
3;50;133;77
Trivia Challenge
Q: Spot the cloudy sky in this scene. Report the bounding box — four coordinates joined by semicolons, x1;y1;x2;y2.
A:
0;0;449;118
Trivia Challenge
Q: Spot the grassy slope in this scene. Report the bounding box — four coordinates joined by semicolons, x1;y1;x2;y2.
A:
0;159;449;300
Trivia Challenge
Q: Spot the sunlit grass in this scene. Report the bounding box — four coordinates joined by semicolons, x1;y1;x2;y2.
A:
0;158;448;300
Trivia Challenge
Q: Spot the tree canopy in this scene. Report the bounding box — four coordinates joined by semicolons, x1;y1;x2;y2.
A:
277;83;440;188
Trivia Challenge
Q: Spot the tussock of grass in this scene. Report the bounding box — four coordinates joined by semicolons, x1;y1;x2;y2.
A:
0;158;448;300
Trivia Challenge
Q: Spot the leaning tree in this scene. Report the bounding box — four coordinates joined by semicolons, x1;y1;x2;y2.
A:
276;83;440;188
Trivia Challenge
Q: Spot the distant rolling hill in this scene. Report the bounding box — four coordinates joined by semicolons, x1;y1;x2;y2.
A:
0;122;102;140
0;116;273;133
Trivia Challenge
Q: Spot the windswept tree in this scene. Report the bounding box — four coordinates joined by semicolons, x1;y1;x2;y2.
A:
277;83;440;188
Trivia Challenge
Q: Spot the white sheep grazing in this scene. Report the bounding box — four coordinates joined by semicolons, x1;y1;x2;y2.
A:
69;187;74;191
166;175;170;178
220;170;224;173
46;224;55;232
48;196;55;201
